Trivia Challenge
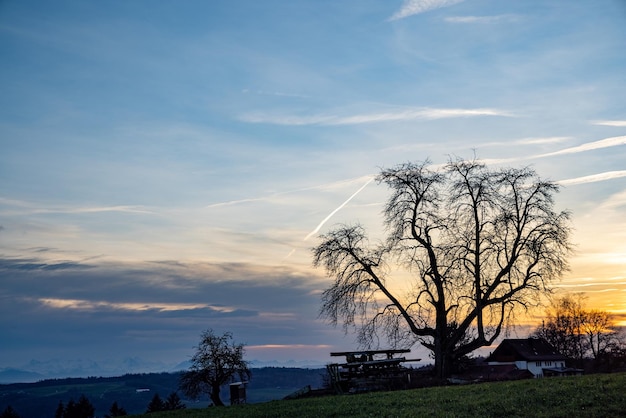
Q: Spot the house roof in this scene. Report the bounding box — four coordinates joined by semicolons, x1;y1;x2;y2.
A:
487;338;566;362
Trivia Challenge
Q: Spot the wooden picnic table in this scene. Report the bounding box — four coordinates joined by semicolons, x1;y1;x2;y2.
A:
330;349;411;362
326;349;422;394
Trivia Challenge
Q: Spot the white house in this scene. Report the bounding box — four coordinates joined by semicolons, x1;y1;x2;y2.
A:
486;338;577;378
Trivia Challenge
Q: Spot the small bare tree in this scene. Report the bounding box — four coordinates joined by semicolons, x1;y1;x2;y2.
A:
180;329;251;406
313;158;572;378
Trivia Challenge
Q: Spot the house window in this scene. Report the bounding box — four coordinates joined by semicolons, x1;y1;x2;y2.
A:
536;361;542;367
545;361;552;367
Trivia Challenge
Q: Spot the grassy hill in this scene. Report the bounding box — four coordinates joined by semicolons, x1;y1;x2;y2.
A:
132;372;626;418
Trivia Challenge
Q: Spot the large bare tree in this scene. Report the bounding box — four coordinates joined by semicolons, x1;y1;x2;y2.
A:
313;159;572;378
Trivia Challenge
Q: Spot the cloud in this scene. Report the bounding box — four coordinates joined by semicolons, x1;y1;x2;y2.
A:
598;189;626;210
49;205;154;215
0;197;153;216
516;137;571;145
592;120;626;127
0;255;339;364
479;136;571;147
479;135;626;167
240;107;512;126
0;257;92;271
535;135;626;158
37;298;221;312
557;171;626;186
248;344;332;350
205;175;375;209
444;14;519;24
389;0;465;21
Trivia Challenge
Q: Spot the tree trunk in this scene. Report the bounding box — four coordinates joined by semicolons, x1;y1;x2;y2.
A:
433;353;454;380
433;332;453;380
210;384;224;407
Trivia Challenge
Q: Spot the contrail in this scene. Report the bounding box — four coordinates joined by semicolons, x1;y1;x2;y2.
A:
304;176;375;241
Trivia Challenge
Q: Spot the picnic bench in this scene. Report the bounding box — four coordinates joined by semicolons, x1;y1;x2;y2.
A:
327;349;421;393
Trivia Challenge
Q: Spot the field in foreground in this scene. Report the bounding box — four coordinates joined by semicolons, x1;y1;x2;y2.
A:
133;372;626;418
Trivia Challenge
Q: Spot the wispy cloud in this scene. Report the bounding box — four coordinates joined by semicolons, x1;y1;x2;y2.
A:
37;297;243;314
591;120;626;127
205;198;267;209
43;205;153;215
479;136;571;147
389;0;465;21
557;171;626;186
517;136;571;145
248;344;332;350
598;189;626;211
240;107;511;126
535;135;626;158
0;198;153;215
444;14;519;24
206;175;375;208
476;136;626;183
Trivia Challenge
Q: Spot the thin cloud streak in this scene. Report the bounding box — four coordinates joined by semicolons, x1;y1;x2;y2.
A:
592;120;626;127
36;298;237;313
304;176;375;241
389;0;464;21
480;135;626;166
205;175;374;209
557;171;626;186
240;107;512;126
0;198;153;215
41;206;154;215
517;136;571;145
248;344;332;350
444;14;519;23
535;135;626;158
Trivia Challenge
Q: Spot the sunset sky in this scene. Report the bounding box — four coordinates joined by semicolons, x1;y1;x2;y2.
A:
1;0;625;373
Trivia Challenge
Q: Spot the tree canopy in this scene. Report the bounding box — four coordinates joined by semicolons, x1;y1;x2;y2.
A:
179;329;251;406
313;158;572;378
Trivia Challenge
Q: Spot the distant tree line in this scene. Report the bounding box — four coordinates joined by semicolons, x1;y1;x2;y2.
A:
145;392;186;413
532;294;626;371
1;390;187;418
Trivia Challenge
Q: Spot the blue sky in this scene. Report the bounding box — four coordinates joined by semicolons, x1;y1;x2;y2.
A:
1;0;626;372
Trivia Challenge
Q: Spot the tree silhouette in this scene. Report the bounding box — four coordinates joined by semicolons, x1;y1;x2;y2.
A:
164;392;186;410
60;395;95;418
313;158;572;378
180;328;251;406
54;402;64;418
0;406;20;418
105;401;127;417
145;394;165;413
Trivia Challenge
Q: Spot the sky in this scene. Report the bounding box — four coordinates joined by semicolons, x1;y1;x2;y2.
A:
1;0;626;374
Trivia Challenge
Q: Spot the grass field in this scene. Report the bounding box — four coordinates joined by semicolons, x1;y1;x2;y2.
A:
132;372;626;417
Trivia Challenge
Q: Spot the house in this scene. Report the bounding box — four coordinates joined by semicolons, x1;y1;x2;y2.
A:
486;338;581;378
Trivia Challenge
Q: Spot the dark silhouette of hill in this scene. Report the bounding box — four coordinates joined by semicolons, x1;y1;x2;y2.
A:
0;367;325;418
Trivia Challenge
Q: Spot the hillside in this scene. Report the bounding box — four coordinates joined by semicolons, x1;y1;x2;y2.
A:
0;368;325;418
132;373;626;418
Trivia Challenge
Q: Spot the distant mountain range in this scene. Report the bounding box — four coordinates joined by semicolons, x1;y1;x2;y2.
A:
0;357;328;384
